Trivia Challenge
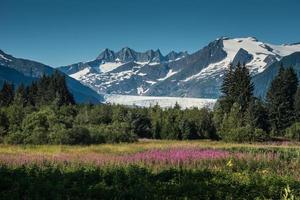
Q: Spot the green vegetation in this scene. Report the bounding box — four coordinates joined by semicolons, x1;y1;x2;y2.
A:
0;64;300;144
0;141;300;199
215;63;300;142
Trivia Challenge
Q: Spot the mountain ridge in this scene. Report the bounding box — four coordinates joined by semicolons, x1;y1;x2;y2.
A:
0;49;103;103
57;37;300;99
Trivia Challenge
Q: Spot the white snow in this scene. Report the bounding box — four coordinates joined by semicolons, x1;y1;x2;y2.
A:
268;43;300;56
70;68;91;79
135;61;149;66
0;54;12;62
183;60;228;82
135;61;160;66
183;37;300;83
138;72;147;76
146;80;156;85
137;86;144;95
99;62;124;73
148;62;160;66
157;69;178;81
222;37;300;74
104;94;217;109
223;37;273;73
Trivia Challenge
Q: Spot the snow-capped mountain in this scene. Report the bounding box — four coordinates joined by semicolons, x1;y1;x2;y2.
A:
58;48;188;95
59;37;300;99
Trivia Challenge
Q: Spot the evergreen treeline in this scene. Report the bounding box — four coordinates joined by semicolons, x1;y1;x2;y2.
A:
1;65;300;145
0;71;74;107
214;63;300;142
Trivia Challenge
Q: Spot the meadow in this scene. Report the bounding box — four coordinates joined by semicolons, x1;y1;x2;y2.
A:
0;140;300;199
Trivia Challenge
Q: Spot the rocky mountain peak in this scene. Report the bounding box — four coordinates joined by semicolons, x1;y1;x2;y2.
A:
96;48;115;61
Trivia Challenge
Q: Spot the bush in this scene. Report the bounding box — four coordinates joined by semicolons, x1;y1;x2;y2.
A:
224;126;268;142
253;128;269;142
23;127;49;144
88;126;106;144
285;122;300;141
4;131;25;144
103;123;137;143
64;126;91;145
0;165;299;199
48;126;70;144
224;126;252;142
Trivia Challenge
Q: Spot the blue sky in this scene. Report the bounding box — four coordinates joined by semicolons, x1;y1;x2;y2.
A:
1;0;299;67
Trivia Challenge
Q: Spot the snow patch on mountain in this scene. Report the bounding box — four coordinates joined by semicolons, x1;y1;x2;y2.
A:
268;43;300;56
183;60;227;82
99;62;124;73
157;69;178;81
223;37;274;73
70;67;91;79
0;54;12;62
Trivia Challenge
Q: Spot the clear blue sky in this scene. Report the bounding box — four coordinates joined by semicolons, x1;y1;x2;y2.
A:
1;0;299;67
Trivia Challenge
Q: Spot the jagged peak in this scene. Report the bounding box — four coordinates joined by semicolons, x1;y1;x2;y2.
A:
96;48;115;60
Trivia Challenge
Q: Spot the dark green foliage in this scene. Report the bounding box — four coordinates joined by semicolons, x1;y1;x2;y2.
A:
0;102;219;144
216;62;267;142
294;87;300;121
13;83;28;107
224;126;268;142
0;165;298;200
267;66;298;135
62;126;91;145
34;71;75;106
219;63;254;113
0;111;9;138
0;82;14;107
285;122;300;141
245;98;270;133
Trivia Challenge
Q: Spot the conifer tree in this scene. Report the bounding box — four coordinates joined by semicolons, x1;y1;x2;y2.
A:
267;66;298;134
0;82;14;107
14;83;28;107
294;87;300;121
221;63;234;97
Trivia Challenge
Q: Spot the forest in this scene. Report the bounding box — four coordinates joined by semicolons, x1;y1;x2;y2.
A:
0;63;299;145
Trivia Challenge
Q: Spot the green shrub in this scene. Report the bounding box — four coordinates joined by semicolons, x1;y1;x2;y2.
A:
223;126;268;142
285;122;300;141
103;123;137;143
63;126;91;145
48;127;69;144
4;131;25;144
88;126;106;144
23;127;49;144
253;128;269;142
0;165;299;200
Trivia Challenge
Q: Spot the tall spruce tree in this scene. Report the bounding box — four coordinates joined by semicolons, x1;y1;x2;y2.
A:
221;63;234;97
219;62;254;114
14;83;28;107
295;86;300;121
0;82;14;107
266;65;298;135
232;63;254;112
54;71;75;106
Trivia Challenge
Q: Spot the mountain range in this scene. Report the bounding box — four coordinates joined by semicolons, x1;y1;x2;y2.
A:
1;37;300;105
58;37;300;99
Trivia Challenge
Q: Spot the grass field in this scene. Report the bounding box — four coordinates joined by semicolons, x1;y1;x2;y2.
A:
1;140;300;199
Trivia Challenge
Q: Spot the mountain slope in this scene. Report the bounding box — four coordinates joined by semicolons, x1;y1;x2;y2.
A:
59;37;300;99
58;48;189;95
0;50;103;103
253;52;300;98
